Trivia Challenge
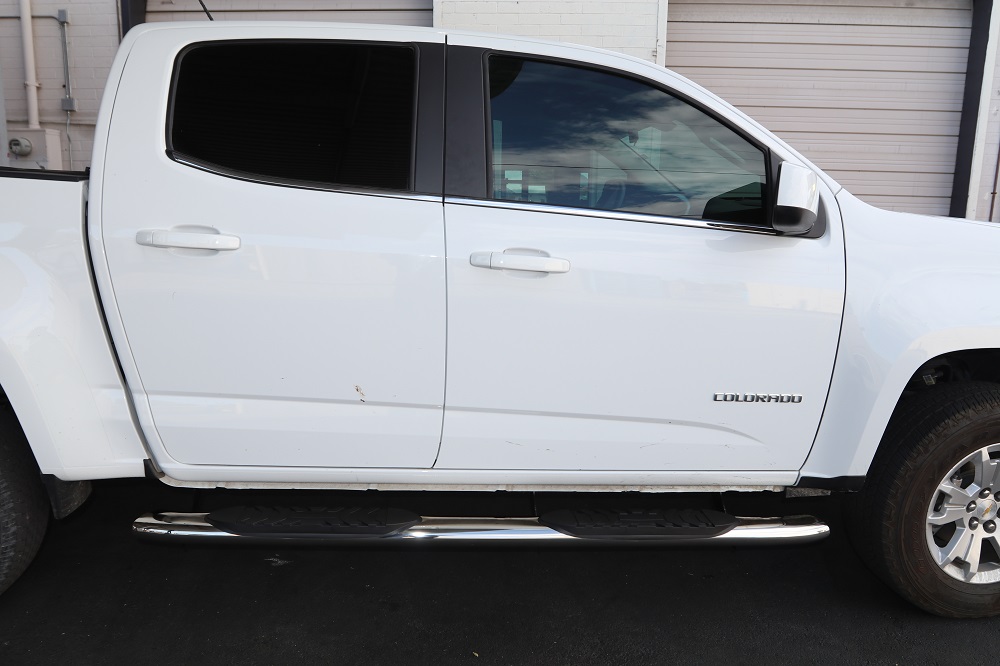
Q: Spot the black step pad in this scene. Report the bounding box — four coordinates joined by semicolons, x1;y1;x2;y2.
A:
539;508;737;539
206;506;421;538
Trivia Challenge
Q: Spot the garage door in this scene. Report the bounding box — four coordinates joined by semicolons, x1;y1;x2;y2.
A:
145;0;433;27
666;0;972;215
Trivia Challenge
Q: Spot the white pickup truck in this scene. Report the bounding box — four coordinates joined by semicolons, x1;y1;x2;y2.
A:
2;21;1000;618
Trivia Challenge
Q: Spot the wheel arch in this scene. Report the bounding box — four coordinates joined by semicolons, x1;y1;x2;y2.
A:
864;350;1000;478
802;344;1000;489
0;175;146;481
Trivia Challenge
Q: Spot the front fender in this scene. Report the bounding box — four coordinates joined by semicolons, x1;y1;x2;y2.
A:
801;192;1000;480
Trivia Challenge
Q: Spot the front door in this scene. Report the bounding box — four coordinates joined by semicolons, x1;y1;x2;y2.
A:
437;53;845;472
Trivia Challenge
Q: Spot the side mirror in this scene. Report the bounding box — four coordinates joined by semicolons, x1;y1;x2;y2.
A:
773;163;819;235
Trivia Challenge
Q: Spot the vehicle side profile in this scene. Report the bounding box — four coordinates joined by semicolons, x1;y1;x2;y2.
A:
1;22;1000;617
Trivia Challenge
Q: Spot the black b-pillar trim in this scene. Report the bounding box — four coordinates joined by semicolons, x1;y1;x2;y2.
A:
950;0;994;218
119;0;148;38
445;46;489;199
414;43;445;195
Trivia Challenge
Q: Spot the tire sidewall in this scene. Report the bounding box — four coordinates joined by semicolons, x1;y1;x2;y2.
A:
0;422;49;596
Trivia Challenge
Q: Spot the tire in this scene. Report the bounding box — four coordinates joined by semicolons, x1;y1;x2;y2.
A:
0;416;49;597
854;381;1000;617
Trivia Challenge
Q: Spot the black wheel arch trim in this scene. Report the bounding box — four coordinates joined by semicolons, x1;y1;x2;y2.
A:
797;475;866;492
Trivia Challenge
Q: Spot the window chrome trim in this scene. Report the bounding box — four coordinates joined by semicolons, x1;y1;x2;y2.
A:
444;197;779;235
169;152;443;203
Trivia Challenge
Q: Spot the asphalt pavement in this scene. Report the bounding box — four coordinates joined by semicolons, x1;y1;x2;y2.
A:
0;480;997;665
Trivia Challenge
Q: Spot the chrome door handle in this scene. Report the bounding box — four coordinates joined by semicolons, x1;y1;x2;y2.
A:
136;229;241;251
469;251;570;273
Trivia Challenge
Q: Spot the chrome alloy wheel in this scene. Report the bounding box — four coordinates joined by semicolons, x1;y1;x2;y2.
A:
926;443;1000;583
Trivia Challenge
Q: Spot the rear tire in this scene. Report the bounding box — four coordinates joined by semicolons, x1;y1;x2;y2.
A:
0;418;49;596
855;382;1000;617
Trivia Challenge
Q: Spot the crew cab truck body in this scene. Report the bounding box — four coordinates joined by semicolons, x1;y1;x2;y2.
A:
2;22;1000;618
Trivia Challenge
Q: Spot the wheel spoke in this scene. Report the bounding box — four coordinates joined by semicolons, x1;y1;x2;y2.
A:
937;479;975;503
983;458;1000;492
972;448;996;489
928;503;968;526
960;534;984;581
936;526;974;566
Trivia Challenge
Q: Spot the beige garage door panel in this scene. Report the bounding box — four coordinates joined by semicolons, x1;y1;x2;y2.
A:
673;22;969;48
669;0;972;27
669;44;967;73
693;81;966;112
791;136;960;171
691;77;965;112
145;0;433;26
758;110;960;136
667;0;973;215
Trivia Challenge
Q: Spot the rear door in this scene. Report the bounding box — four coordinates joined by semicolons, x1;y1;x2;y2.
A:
97;31;446;469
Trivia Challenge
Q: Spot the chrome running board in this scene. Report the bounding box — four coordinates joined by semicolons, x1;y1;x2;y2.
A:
133;512;829;546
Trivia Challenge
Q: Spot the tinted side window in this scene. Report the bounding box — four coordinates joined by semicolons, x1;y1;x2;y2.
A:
488;56;768;226
170;42;416;191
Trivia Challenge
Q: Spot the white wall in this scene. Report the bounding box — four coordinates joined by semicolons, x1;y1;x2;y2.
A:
0;0;120;169
145;0;432;25
435;0;666;63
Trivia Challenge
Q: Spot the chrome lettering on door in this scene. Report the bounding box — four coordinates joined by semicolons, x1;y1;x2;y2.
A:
713;393;804;403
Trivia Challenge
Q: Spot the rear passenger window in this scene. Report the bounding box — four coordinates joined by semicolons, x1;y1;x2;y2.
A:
169;41;416;191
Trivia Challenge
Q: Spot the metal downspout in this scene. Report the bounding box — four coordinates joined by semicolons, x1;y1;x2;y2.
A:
18;0;40;130
0;59;9;167
57;10;73;169
989;134;1000;222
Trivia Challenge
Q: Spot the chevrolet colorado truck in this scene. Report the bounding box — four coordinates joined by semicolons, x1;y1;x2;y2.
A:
2;22;1000;618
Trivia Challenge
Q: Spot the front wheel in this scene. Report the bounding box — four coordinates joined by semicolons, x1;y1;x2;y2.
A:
855;382;1000;617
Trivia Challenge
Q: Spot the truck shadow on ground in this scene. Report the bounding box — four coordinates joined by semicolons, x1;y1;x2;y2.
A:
0;480;993;665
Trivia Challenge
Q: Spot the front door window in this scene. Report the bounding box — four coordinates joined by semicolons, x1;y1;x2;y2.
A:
488;56;769;227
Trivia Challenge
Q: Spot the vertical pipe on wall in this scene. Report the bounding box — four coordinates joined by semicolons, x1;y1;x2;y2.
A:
989;132;1000;222
655;0;668;66
18;0;40;130
0;60;9;167
58;10;74;170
